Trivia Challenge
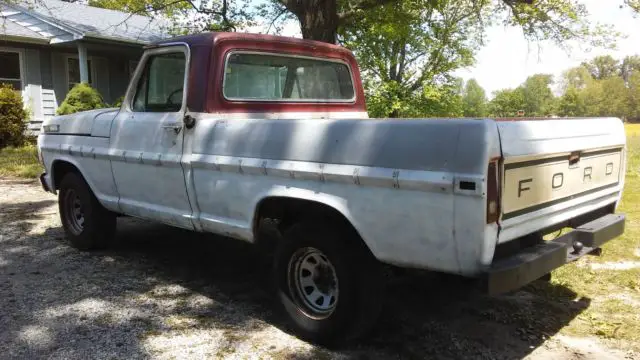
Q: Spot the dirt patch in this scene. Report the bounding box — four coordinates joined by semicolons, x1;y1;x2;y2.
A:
0;178;636;359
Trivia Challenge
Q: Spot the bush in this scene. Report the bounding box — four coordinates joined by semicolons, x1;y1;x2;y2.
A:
112;95;124;108
57;83;105;115
0;84;27;149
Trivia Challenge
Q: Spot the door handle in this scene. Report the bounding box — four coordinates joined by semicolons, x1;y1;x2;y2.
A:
161;123;183;134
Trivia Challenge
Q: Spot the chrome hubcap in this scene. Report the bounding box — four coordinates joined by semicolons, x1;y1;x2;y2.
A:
64;189;85;235
288;247;339;318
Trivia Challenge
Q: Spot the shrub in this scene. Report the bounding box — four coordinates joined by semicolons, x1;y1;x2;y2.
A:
0;84;27;149
57;83;105;115
112;95;125;108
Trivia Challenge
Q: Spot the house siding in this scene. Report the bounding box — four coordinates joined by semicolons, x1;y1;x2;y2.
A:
93;56;111;104
50;51;67;107
39;48;54;89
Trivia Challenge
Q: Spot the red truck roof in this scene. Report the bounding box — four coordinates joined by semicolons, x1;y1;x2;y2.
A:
152;32;367;115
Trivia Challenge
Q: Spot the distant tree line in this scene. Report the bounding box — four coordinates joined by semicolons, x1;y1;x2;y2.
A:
455;55;640;121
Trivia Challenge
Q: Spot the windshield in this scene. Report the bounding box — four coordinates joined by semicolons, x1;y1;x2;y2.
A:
223;52;355;102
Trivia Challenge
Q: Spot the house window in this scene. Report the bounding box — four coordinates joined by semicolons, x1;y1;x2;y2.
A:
67;57;94;90
0;51;23;90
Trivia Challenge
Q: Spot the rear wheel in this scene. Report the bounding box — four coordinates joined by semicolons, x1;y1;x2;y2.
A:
273;222;384;345
58;172;116;250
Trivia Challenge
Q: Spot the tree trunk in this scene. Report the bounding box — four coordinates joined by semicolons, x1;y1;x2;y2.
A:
280;0;339;43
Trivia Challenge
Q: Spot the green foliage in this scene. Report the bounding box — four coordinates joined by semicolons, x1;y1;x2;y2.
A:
560;66;593;91
496;0;618;49
520;74;556;116
365;80;463;118
112;95;125;108
621;55;640;83
558;87;585;117
462;79;487;117
582;55;620;80
344;0;481;118
556;58;640;120
627;71;640;121
599;76;629;118
57;83;106;115
488;88;525;117
487;74;556;118
0;145;42;178
625;0;640;13
0;84;27;149
89;0;253;34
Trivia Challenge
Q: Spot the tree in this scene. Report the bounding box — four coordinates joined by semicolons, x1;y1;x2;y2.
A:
625;0;640;13
627;71;640;121
621;55;640;84
560;66;592;91
488;88;526;117
344;0;482;117
462;79;487;117
599;76;629;118
88;0;619;45
520;74;556;116
88;0;252;32
582;55;620;80
558;86;585;117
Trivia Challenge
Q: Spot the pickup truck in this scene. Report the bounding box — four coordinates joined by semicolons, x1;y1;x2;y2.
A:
38;32;626;345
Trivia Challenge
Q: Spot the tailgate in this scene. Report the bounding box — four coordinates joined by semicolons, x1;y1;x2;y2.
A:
496;117;626;243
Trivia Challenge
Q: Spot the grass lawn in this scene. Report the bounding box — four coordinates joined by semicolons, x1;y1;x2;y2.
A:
0;145;42;178
543;123;640;350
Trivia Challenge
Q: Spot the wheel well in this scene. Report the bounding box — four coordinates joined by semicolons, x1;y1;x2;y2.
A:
253;197;368;254
51;160;81;190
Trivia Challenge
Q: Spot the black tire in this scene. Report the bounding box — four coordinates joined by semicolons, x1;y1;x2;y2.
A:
273;222;384;346
58;172;116;250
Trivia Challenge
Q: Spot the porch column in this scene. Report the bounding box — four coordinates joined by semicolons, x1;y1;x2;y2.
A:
77;42;89;84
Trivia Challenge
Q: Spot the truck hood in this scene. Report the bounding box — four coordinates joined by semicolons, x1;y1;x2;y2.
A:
42;108;120;136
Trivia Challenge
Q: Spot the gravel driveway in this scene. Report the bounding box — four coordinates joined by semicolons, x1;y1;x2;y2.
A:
0;178;634;360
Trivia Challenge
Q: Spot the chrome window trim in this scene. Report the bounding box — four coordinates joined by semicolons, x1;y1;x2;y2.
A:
124;42;191;114
222;50;357;103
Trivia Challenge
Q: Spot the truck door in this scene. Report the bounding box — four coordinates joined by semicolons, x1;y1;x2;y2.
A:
109;45;194;230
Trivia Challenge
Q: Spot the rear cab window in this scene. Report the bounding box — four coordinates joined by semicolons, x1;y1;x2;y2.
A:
222;52;355;102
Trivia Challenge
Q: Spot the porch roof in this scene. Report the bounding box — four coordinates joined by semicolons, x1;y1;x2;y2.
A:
1;0;169;45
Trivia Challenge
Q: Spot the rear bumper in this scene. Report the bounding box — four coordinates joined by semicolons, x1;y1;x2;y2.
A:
486;213;625;295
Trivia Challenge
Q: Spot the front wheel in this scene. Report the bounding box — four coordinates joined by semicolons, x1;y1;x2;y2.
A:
273;222;384;345
58;172;116;250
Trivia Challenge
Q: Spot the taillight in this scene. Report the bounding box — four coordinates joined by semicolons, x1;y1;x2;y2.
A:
486;160;500;224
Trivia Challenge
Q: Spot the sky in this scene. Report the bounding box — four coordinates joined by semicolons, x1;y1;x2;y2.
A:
452;0;640;96
251;0;640;98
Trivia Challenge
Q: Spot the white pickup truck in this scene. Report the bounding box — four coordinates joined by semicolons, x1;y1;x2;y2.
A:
38;32;626;345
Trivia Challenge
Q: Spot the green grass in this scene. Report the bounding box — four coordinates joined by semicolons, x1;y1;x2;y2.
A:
543;123;640;349
0;145;42;178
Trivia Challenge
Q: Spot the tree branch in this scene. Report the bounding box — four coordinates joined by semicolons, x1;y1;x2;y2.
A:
338;0;396;24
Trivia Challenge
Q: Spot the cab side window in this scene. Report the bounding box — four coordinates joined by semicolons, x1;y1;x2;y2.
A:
132;52;186;112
